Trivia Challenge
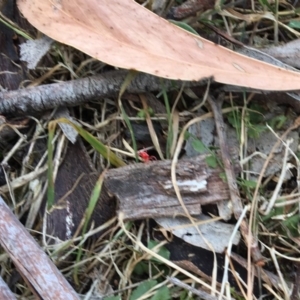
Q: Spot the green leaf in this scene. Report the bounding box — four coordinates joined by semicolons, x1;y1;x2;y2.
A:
47;121;57;209
258;0;275;12
191;139;206;154
184;131;191;140
0;14;33;40
283;214;300;237
205;155;218;168
169;20;199;35
219;172;227;182
261;205;284;222
288;20;300;29
137;108;154;118
130;280;157;300
118;71;139;161
227;110;241;130
133;261;148;275
269;115;287;129
104;296;121;300
162;85;173;159
179;289;194;300
248;124;267;138
248;110;264;124
55;118;126;167
74;171;106;284
150;286;170;300
240;179;257;188
148;240;170;262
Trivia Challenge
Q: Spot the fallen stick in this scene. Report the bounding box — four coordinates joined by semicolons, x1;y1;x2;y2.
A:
0;196;79;300
208;95;265;265
0;70;209;115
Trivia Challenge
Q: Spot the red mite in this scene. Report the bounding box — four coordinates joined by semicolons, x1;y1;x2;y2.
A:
138;149;156;162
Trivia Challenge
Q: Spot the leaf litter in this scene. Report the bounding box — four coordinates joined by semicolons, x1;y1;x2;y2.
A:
0;0;300;299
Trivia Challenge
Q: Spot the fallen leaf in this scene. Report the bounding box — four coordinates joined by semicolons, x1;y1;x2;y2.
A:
17;0;300;91
155;214;240;253
20;35;53;69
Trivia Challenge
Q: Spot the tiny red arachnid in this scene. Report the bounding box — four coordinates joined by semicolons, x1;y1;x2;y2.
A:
138;149;156;163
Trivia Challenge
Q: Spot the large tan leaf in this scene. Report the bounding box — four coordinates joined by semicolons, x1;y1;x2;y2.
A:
17;0;300;91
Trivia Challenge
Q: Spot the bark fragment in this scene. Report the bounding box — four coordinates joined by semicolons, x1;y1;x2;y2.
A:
105;154;232;220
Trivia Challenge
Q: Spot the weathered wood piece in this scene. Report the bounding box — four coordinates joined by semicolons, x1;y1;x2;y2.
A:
0;196;79;300
47;139;116;241
105;155;231;220
48;139;233;240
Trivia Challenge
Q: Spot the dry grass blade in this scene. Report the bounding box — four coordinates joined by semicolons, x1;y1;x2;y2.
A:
139;94;164;160
118;214;230;299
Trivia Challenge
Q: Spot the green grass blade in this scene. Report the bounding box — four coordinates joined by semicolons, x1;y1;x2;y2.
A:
0;12;33;40
118;70;139;161
56;118;126;167
74;170;106;285
47;121;57;209
161;83;173;159
169;20;199;35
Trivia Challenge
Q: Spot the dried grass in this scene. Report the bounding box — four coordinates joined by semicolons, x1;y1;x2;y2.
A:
1;0;300;299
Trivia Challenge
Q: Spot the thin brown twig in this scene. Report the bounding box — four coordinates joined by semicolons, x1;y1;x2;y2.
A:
208;94;264;299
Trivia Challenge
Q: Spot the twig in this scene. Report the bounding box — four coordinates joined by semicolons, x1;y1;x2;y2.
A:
0;70;208;115
208;95;264;299
167;277;233;300
261;138;292;215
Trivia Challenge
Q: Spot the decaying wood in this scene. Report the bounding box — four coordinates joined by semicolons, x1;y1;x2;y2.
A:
105;154;232;220
0;70;207;115
0;0;28;91
47;138;115;241
208;95;265;267
0;196;79;300
47;136;234;240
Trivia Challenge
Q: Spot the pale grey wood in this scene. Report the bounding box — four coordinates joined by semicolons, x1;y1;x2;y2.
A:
0;196;79;300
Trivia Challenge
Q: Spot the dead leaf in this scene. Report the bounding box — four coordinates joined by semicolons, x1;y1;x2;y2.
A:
155;214;240;253
20;35;53;69
17;0;300;91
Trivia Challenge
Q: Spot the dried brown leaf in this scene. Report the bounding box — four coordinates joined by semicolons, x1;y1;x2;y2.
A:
17;0;300;91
